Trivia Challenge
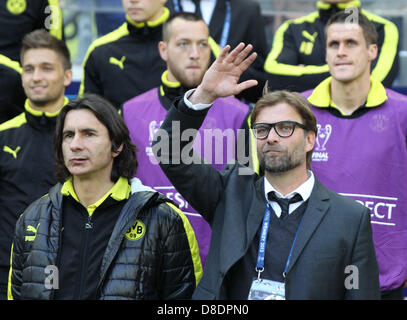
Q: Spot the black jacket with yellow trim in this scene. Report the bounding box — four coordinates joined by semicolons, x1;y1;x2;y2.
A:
80;7;221;109
79;9;170;109
0;54;25;123
0;0;64;61
9;179;202;300
0;100;66;290
264;0;399;91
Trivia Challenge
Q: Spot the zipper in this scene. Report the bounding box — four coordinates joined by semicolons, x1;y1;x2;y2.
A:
50;205;64;300
77;214;93;299
85;215;93;229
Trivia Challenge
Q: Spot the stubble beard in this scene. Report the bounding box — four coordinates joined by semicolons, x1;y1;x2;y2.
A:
260;144;305;176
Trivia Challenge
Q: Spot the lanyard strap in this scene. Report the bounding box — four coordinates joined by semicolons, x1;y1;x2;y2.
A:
219;1;231;48
255;203;305;280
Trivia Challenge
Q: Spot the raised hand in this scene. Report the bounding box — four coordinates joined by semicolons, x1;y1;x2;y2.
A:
190;43;258;105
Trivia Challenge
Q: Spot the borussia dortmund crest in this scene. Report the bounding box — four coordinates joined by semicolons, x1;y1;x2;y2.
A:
125;220;146;241
7;0;27;15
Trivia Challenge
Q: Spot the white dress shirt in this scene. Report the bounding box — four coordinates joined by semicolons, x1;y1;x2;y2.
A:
264;171;315;218
183;88;214;110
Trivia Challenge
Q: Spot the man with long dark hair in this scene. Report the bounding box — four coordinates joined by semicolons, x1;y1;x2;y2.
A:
8;93;202;300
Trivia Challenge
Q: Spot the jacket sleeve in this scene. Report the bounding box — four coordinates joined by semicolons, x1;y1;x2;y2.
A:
8;214;26;300
263;20;330;92
152;98;230;224
344;207;380;300
158;202;202;299
364;10;400;88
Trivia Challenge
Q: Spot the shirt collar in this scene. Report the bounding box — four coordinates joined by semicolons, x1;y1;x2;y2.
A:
308;76;388;113
61;176;131;216
264;170;315;201
24;97;69;117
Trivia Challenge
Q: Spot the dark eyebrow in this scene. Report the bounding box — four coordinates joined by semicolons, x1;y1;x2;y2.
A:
80;128;97;134
327;40;339;45
23;61;56;68
62;128;98;135
62;129;73;137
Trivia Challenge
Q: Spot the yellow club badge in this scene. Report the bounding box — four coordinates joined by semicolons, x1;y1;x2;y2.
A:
125;220;146;241
7;0;27;15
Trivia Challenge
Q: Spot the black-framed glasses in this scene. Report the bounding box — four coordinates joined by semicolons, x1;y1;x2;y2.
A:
252;121;307;139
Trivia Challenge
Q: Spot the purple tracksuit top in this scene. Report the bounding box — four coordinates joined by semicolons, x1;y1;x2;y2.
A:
303;82;407;291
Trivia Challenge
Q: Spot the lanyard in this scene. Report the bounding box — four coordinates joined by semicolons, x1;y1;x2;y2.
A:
255;203;305;280
173;0;231;48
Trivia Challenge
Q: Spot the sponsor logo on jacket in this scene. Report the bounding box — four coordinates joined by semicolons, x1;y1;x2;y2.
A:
340;193;397;227
3;145;21;159
25;223;40;241
299;31;318;55
109;56;126;70
125;220;146;240
7;0;26;15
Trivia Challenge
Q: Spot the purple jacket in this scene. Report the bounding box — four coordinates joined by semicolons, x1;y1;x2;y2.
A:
303;78;407;291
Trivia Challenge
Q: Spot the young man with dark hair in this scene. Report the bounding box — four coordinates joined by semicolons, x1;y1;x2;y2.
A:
303;10;407;299
264;0;399;92
0;29;72;299
8;93;202;300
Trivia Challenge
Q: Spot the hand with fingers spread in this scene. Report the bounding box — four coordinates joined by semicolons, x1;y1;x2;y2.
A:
190;43;258;105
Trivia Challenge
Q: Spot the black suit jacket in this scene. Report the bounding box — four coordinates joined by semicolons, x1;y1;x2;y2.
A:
153;100;380;300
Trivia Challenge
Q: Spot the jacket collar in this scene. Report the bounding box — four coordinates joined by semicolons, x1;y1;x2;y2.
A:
308;76;388;112
24;97;69;130
61;176;131;216
126;7;169;38
158;70;188;110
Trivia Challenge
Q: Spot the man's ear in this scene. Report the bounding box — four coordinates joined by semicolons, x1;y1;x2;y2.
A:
368;43;378;62
305;131;316;154
63;69;73;88
112;143;123;158
158;41;168;62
